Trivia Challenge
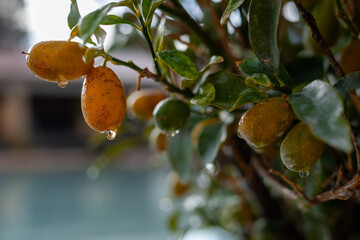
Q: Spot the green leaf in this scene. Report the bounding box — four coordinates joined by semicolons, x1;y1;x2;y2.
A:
249;0;281;74
79;2;118;42
220;0;245;25
206;71;268;111
245;73;273;91
190;83;216;106
183;56;224;90
118;0;138;15
142;0;165;26
333;71;360;93
240;58;292;90
198;122;227;165
289;80;352;152
167;130;192;182
67;0;81;29
154;17;166;53
158;50;198;79
100;14;141;30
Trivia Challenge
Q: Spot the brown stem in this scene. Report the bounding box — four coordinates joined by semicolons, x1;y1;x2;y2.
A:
269;169;316;205
292;0;345;79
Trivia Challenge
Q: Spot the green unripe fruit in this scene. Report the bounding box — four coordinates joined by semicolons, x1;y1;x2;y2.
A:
153;98;190;133
237;97;295;149
280;122;325;172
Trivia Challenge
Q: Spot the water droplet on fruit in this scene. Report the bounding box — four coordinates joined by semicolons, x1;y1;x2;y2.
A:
106;130;117;140
57;79;68;88
299;171;309;178
205;163;216;174
166;130;179;138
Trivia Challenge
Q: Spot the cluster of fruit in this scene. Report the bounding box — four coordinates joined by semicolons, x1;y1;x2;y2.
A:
25;40;191;149
238;97;325;174
25;40;126;140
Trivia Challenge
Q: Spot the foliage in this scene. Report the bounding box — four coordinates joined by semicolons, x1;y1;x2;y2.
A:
26;0;360;238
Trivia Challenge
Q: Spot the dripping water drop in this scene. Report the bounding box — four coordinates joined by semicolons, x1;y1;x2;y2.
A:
166;130;179;138
106;130;117;140
57;79;68;88
299;171;309;178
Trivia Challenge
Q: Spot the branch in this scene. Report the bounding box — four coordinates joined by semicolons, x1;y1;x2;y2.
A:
292;0;345;79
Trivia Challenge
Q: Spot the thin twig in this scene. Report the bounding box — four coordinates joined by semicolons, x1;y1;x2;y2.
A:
269;169;316;205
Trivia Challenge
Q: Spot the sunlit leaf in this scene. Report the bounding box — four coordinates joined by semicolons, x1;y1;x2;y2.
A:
220;0;245;25
100;14;141;30
78;2;118;42
249;0;281;74
142;0;164;26
289;80;352;152
68;0;81;29
158;50;198;79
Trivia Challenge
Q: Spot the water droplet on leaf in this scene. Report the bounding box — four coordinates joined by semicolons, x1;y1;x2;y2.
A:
299;171;309;178
106;130;117;140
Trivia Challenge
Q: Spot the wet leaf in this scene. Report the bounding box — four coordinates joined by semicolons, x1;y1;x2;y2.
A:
198;122;227;165
249;0;281;74
333;71;360;93
206;71;268;111
158;50;198;79
289;80;352;152
220;0;245;25
190;83;216;106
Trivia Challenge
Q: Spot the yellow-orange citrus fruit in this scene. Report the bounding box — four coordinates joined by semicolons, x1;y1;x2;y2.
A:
127;89;168;120
149;127;167;152
280;122;325;172
339;40;360;74
26;41;94;86
238;97;294;148
81;66;126;135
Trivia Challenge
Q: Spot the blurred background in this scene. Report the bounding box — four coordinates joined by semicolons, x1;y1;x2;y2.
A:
0;0;173;239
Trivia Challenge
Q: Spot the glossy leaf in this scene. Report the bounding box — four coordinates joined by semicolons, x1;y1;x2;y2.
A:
220;0;245;25
183;56;224;90
333;71;360;93
79;2;118;42
249;0;281;74
100;14;141;30
67;0;81;29
167;130;192;182
142;0;164;26
240;58;292;90
206;71;268;111
190;83;216;106
158;50;198;79
289;80;352;152
198;122;227;165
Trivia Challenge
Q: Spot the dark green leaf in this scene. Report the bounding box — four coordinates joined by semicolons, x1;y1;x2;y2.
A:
198;122;227;165
220;0;245;25
167;130;192;182
206;71;268;111
240;58;292;90
183;56;224;90
79;2;118;42
158;50;198;79
190;83;216;106
289;80;352;152
67;0;81;29
142;0;164;26
249;0;281;74
333;71;360;93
